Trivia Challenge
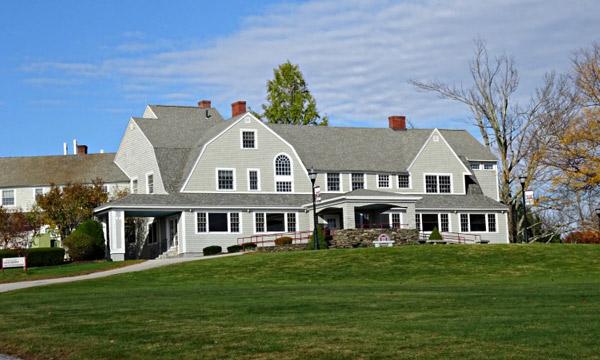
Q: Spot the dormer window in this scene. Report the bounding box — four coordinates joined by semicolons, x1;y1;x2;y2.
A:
377;174;390;188
274;154;293;192
241;130;256;149
351;173;365;190
398;174;410;188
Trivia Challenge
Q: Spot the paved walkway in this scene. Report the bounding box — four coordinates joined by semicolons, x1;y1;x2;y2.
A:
0;253;242;294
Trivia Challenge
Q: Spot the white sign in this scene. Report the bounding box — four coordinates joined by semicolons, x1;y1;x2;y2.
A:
378;233;391;242
2;257;26;270
373;233;394;248
525;191;535;206
314;185;321;203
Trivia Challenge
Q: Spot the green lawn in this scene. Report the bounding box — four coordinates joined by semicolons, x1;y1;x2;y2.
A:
0;245;599;359
0;260;142;284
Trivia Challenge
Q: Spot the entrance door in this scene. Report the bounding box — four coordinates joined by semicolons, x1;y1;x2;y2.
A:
167;217;178;249
324;215;341;230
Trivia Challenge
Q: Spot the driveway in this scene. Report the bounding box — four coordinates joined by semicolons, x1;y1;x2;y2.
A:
0;253;242;294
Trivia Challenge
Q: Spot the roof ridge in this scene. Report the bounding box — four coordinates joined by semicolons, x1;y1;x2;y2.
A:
150;104;204;109
0;153;116;160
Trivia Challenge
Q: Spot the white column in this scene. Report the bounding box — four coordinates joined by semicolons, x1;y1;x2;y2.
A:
179;212;187;255
108;210;125;261
342;203;356;229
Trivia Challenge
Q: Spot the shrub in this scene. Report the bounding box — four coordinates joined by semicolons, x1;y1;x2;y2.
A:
307;224;328;250
0;248;65;267
203;245;222;256
63;220;105;261
274;236;293;246
564;230;600;244
227;245;243;253
429;227;443;240
241;242;257;251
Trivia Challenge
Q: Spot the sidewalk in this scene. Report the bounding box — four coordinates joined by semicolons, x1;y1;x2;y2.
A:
0;253;242;294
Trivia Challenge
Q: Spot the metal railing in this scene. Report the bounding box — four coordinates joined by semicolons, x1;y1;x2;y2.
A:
419;231;482;244
356;223;410;229
237;230;313;247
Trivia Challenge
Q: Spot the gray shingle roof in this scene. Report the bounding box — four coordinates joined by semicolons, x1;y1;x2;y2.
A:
416;194;507;210
0;153;128;188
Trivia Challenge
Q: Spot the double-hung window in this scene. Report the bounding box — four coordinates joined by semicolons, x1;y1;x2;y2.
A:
196;212;241;233
391;213;401;228
1;190;15;206
147;173;154;194
425;174;451;193
255;212;297;233
351;173;365;190
440;213;449;232
327;173;340;192
131;179;138;194
377;174;390;188
34;188;44;198
248;169;259;191
398;174;410;188
459;213;497;232
241;130;256;149
217;169;235;190
274;154;293;192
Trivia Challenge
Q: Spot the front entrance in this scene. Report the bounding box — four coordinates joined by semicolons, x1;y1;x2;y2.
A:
167;217;178;249
324;214;341;230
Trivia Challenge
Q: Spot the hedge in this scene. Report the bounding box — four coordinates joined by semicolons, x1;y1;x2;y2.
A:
0;248;65;267
241;242;257;250
274;236;293;246
203;245;222;256
63;220;105;261
564;230;600;244
227;245;243;253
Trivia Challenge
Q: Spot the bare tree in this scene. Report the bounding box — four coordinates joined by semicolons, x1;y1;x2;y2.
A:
411;39;575;242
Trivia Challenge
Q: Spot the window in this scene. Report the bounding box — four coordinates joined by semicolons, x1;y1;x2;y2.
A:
470;162;480;170
241;130;256;149
34;188;44;198
391;213;401;228
440;213;449;232
217;169;234;190
487;214;496;232
147;173;154;194
287;213;296;232
439;176;451;193
148;223;158;244
415;214;421;230
208;213;228;232
351;173;365;190
248;169;259;191
398;174;410;188
425;175;438;193
230;213;240;233
275;155;291;176
276;181;292;192
131;179;138;194
327;173;340;192
469;214;487;232
378;174;390;188
255;213;265;233
421;214;439;232
102;185;109;194
460;214;469;232
484;163;494;170
1;190;15;206
266;213;285;232
274;154;293;192
425;174;451;193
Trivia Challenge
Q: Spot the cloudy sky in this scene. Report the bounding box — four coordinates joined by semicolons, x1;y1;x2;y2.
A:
0;0;598;156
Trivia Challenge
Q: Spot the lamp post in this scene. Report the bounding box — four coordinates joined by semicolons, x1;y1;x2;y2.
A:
308;168;319;250
519;175;529;244
595;208;600;231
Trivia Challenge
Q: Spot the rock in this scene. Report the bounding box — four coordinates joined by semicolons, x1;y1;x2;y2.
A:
330;228;419;248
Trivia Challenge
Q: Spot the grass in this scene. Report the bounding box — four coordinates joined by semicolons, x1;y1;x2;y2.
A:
0;260;142;284
0;245;599;359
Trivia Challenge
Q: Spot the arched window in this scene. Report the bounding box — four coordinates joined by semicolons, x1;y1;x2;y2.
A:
274;154;293;192
275;155;291;176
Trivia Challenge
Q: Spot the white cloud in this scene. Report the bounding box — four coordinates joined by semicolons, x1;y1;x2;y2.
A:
22;0;600;128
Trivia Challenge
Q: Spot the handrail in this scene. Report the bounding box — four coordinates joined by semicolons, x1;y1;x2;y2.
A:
237;230;313;247
419;231;481;244
356;223;410;229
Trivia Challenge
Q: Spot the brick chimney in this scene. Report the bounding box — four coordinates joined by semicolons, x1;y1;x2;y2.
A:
76;144;88;155
231;100;247;117
388;116;406;131
198;100;211;109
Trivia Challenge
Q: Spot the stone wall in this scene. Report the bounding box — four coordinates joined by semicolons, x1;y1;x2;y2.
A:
331;228;419;248
257;244;308;252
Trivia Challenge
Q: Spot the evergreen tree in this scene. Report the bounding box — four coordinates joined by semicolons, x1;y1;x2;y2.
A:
261;61;328;126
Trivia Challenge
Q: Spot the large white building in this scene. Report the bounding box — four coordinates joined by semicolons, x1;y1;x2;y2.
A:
1;100;508;260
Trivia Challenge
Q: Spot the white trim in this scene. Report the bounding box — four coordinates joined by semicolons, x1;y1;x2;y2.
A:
145;172;155;194
274;152;294;193
377;174;391;189
0;188;16;207
215;168;237;191
406;128;472;175
253;211;297;234
32;187;46;200
349;173;367;191
504;213;510;243
397;173;412;190
95;204;305;213
456;212;498;233
180;113;312;192
494;168;500;201
130;177;139;194
194;211;242;234
247;168;261;191
240;128;258;149
180;212;187;253
423;173;453;194
325;172;343;193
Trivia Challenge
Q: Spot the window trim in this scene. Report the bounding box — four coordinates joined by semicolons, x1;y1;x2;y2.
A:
240;128;257;149
423;173;453;194
415;212;451;232
397;173;411;189
195;211;242;234
33;187;45;199
326;172;342;193
377;174;391;189
247;168;261;191
254;212;298;234
458;213;499;233
215;168;236;191
130;177;139;194
273;153;294;192
349;173;366;191
1;189;16;207
145;172;155;194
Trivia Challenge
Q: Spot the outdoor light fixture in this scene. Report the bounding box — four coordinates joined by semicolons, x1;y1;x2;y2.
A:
519;175;529;244
308;168;319;250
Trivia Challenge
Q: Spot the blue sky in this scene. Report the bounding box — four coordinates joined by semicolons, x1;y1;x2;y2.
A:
1;0;598;157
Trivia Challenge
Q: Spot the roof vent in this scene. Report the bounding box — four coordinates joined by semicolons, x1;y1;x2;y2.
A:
231;100;247;117
388;116;406;131
198;100;211;109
